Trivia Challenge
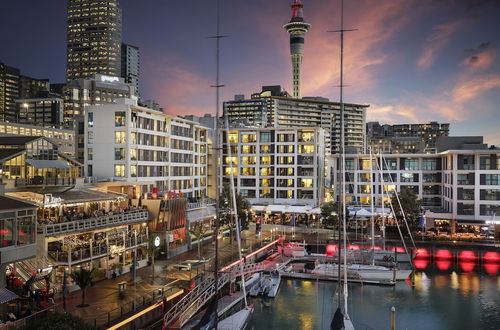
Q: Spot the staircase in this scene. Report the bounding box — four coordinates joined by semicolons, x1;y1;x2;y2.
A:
163;262;265;329
14;256;53;291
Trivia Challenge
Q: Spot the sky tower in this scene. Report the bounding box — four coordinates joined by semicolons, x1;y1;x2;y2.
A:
283;0;311;99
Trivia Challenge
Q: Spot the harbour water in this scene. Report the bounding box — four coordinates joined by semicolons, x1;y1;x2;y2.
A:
248;262;500;330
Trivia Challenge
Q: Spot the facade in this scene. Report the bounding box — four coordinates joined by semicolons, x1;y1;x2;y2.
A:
66;0;122;81
63;74;135;125
121;43;140;96
221;127;326;207
0;121;76;157
84;99;209;198
0;62;49;122
283;0;310;99
224;90;368;153
367;121;450;154
15;97;64;128
0;196;37;289
328;149;500;229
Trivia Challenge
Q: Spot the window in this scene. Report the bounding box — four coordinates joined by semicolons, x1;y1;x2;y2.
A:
383;159;397;170
87;165;93;177
131;165;137;177
88;131;94;144
224;157;238;165
457;203;474;215
300;145;315;153
460;155;474;170
241;134;256;143
458;173;474;185
260;167;273;176
260;156;273;165
241;167;256;176
299;178;313;188
87;112;93;127
0;212;15;247
241;156;256;165
401;173;418;183
17;216;34;245
298;131;314;142
224;167;238;176
260;178;273;187
260;132;273;143
461;189;474;200
241;145;256;154
402;159;419;170
260;189;274;198
277;190;294;199
277;145;294;153
115;112;126;127
114;164;125;177
422;158;438;170
359;159;374;170
480;155;500;170
87;148;93;160
115;131;126;144
483;174;500;185
480;204;500;216
260;145;273;154
345;159;355;170
278;168;294;176
130;148;137;161
115;148;125;160
228;132;238;143
481;189;500;201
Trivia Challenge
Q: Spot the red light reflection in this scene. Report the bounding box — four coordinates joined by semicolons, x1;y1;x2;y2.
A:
459;261;476;272
347;244;360;250
483;251;500;263
436;260;452;271
458;250;477;261
483;263;500;275
326;244;337;257
414;259;429;270
414;248;430;259
435;249;453;260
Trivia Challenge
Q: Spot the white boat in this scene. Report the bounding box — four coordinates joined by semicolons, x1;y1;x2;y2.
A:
217;305;254;330
312;263;412;281
370;249;411;263
267;271;281;298
244;272;260;289
249;280;262;297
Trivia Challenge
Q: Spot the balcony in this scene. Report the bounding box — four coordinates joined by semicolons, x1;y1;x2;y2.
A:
48;235;148;264
14;177;76;192
41;210;149;237
186;198;216;210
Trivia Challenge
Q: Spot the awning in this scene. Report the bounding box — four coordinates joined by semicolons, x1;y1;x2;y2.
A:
0;288;19;304
26;159;70;169
251;204;321;214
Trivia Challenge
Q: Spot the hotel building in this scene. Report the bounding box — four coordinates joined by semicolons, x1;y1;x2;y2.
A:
84;99;209;199
220;127;326;208
328;148;500;231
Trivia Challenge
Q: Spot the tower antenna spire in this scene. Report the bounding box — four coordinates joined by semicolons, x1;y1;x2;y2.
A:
283;0;310;99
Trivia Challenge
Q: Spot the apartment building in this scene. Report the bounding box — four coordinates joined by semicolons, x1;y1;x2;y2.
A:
328;148;500;230
85;99;208;199
224;86;368;153
221;127;326;207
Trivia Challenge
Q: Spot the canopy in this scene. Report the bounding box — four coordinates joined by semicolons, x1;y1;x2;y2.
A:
353;208;372;217
26;159;70;169
0;288;19;304
251;204;320;214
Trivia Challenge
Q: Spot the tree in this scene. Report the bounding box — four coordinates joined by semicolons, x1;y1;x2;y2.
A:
22;311;93;330
320;201;350;229
219;185;253;243
70;267;97;307
141;235;160;278
391;188;422;226
190;221;208;260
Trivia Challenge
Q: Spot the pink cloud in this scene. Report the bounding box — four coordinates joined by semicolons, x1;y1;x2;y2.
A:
462;51;495;71
449;74;500;104
417;20;465;70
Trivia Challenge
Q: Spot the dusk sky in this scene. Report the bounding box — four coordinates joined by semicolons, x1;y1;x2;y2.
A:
1;0;499;144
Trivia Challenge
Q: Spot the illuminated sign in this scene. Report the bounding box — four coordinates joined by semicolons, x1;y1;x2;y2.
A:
154;236;161;247
100;75;120;83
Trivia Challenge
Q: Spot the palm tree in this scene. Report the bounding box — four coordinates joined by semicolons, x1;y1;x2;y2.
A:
190;221;207;260
70;267;97;307
141;236;160;278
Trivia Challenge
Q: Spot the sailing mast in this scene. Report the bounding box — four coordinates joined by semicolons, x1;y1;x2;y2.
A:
210;0;226;327
369;147;375;264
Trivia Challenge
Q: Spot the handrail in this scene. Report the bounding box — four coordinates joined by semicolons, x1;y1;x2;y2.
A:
41;210;149;236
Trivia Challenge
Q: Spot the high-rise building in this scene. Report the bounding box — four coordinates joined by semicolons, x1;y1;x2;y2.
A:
15;97;64;128
283;0;310;99
224;87;368;154
0;61;49;122
121;43;140;95
367;121;450;154
66;0;122;82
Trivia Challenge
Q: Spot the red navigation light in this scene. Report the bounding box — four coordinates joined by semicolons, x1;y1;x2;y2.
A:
414;259;429;270
326;244;337;257
459;261;476;273
414;248;430;259
347;244;360;250
483;251;500;263
484;263;500;275
436;260;452;271
435;249;453;260
458;250;477;261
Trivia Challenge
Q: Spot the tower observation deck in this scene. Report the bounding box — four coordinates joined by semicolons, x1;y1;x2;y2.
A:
283;0;311;99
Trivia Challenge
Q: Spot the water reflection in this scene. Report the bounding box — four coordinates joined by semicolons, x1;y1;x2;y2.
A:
249;262;500;330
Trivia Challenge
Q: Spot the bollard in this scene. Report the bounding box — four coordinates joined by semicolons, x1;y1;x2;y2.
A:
391;306;396;330
107;312;110;326
121;306;123;316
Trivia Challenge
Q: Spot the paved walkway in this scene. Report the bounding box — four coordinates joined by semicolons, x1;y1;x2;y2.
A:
52;229;272;327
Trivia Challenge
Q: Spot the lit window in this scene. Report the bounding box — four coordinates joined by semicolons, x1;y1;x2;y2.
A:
114;164;125;177
115;131;126;144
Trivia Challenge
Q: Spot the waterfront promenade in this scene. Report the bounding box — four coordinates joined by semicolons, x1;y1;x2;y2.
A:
51;229;270;327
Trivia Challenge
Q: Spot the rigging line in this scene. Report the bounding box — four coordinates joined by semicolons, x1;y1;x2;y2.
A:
378;156;415;269
379;153;418;252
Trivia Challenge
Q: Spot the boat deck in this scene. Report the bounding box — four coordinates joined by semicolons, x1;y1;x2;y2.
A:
279;270;395;286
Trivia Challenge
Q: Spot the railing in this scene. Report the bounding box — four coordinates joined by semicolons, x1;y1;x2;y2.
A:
186;198;216;210
15;177;76;187
41;210;149;236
